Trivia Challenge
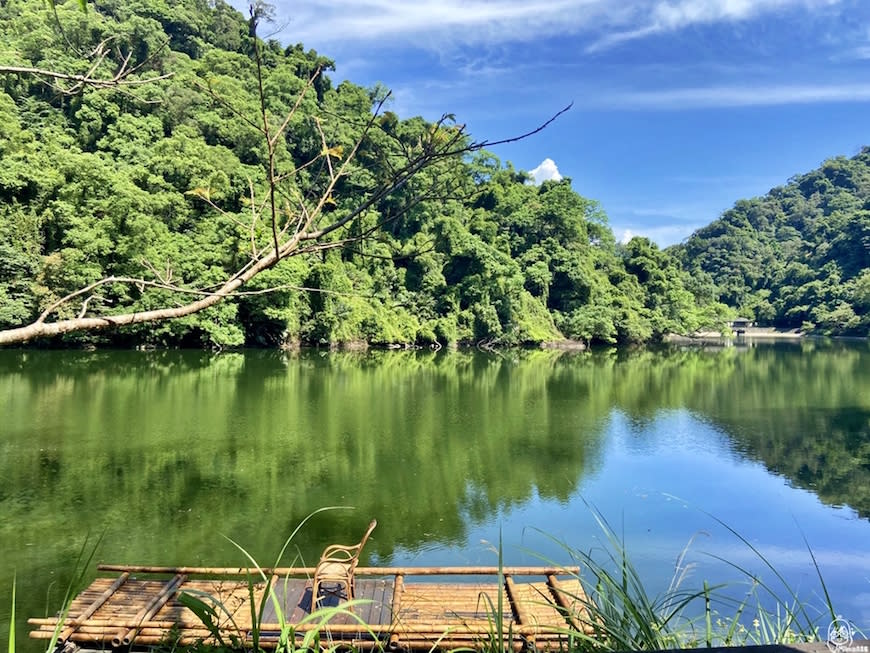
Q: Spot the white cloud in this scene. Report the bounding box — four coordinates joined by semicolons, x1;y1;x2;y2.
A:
262;1;594;47
593;82;870;109
249;0;841;52
614;223;703;247
588;0;842;51
528;158;563;185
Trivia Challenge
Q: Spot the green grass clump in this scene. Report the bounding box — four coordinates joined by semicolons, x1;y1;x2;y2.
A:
530;505;842;652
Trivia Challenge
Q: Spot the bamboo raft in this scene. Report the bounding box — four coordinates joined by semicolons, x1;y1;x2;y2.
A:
30;564;593;651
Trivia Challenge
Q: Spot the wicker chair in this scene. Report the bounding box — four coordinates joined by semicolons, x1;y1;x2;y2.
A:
311;519;377;608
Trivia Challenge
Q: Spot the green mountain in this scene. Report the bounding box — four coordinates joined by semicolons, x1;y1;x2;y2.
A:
675;148;870;336
0;0;724;348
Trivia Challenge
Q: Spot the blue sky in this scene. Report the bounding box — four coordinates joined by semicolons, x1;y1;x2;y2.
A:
238;0;870;246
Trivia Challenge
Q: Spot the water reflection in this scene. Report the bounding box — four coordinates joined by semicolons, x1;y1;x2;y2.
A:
1;343;868;649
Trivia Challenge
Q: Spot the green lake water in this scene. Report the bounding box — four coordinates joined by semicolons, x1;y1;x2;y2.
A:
1;342;869;649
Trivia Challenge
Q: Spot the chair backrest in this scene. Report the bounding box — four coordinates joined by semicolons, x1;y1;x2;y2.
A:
351;519;377;571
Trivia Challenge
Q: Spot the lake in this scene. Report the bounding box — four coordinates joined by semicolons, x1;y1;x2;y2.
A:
1;341;869;650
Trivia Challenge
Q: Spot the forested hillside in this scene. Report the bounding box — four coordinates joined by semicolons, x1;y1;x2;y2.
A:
0;0;729;348
675;148;870;336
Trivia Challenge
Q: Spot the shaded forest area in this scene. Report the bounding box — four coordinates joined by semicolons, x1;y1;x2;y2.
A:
0;1;866;348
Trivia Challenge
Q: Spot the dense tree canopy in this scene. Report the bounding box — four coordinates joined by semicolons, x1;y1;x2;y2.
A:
8;0;850;348
675;148;870;336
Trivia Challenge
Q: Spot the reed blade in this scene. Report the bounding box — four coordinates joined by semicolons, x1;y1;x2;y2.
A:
8;574;14;653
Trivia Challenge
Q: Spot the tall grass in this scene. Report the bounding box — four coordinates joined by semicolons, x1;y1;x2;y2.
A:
476;529;513;653
7;533;104;653
699;511;837;645
531;505;841;651
7;575;14;653
45;533;105;652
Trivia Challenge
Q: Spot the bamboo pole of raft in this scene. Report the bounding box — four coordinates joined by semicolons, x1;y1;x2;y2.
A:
115;574;186;646
112;573;186;647
35;618;563;638
36;626;217;639
546;574;584;633
36;629;571;651
50;633;389;650
392;639;508;650
258;622;564;636
379;638;537;652
42;572;131;643
41;632;555;652
31;617;250;631
96;564;284;577
32;618;204;629
503;574;536;648
388;573;404;651
97;564;579;576
34;628;545;646
265;571;283;615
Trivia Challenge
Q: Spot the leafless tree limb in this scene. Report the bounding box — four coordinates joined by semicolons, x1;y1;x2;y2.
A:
0;36;174;96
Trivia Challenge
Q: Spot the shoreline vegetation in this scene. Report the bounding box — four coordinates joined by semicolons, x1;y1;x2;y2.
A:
0;327;853;352
0;2;867;350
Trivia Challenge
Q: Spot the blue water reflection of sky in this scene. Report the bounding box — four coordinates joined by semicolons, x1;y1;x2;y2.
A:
391;409;870;629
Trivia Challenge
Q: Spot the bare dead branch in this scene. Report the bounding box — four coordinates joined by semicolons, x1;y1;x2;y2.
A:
0;63;173;93
339;238;437;262
77;293;102;319
270;67;322;148
247;179;262;260
1;35;174;96
301;127;461;243
471;103;573;149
